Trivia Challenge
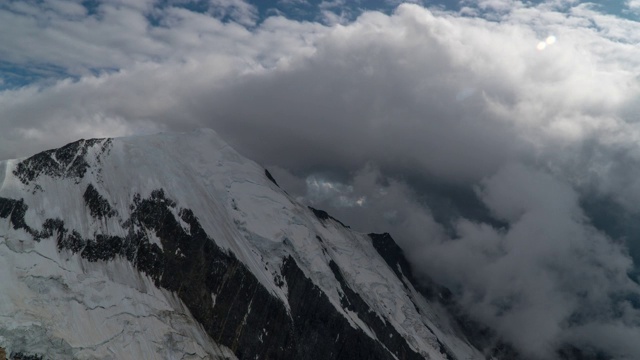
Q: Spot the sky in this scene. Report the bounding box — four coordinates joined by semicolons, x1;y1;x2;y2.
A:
3;0;640;358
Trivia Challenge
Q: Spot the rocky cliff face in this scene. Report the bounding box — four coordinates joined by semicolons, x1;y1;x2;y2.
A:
0;130;487;360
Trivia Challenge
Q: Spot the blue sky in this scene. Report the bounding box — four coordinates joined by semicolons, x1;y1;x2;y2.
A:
245;0;640;22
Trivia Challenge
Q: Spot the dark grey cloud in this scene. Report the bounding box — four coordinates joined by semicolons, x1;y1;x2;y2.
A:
3;1;640;358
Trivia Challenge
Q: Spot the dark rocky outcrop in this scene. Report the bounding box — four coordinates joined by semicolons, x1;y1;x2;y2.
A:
308;206;350;228
369;233;419;291
83;184;116;219
0;198;29;232
12;138;111;185
264;169;279;187
10;353;42;360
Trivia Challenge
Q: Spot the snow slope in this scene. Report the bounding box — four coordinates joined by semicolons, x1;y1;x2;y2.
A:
0;129;485;360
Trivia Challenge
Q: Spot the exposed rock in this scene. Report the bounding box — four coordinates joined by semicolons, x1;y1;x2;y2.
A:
10;353;43;360
12;139;111;185
308;206;350;228
83;184;117;219
264;169;279;187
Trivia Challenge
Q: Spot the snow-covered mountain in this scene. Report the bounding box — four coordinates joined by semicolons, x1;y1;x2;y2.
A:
0;129;499;360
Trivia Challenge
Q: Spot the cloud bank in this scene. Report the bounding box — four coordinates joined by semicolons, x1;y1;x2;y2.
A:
3;1;640;358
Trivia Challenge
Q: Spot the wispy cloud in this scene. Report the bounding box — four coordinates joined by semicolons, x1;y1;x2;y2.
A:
208;0;259;26
628;0;640;11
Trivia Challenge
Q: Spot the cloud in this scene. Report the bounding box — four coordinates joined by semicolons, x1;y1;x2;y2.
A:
208;0;259;26
423;163;639;358
3;1;640;357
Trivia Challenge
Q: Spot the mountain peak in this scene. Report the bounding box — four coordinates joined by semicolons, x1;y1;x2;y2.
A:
0;130;486;360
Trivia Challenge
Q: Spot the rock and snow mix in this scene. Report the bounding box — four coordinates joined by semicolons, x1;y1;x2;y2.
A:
0;130;482;359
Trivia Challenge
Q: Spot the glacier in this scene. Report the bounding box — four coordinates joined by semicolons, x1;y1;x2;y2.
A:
0;129;489;360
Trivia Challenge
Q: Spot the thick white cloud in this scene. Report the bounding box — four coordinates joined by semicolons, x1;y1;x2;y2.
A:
427;164;638;358
3;1;640;357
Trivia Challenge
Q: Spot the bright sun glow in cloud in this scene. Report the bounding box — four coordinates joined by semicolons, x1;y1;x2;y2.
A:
536;35;557;50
